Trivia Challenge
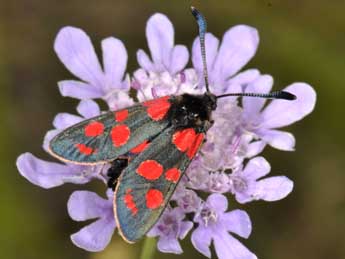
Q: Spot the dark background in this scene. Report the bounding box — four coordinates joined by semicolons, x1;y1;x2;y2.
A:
1;0;344;258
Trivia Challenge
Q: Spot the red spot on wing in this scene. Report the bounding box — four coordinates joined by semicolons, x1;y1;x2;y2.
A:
165;168;181;183
143;96;171;121
187;133;204;159
172;129;205;159
115;110;128;122
111;124;131;147
124;189;138;215
84;121;104;137
172;128;197;152
130;140;150;153
75;143;94;155
146;189;164;209
136;160;163;180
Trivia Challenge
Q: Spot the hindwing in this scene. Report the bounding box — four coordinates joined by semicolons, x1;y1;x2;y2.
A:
114;126;205;243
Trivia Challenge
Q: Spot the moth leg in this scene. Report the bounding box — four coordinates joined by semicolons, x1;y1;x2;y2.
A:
107;157;129;190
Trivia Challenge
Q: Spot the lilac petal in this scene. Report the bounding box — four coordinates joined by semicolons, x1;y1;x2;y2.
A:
243;75;273;115
227;69;260;87
146;13;174;72
157;237;183;254
169;45;189;74
222;210;251;238
261;83;316;128
58;80;104;99
246;140;266;158
234;192;253;205
137;49;155;72
191;226;212;258
259;129;295;151
179;221;194;239
54;27;104;88
254;176;293;201
192;33;219;78
213;25;259;82
71;216;115;252
242;156;271;181
43;129;61;152
213;231;257;259
102;37;128;91
52;113;82;129
207;193;228;213
67;191;111;221
76;99;100;118
16;153;88;188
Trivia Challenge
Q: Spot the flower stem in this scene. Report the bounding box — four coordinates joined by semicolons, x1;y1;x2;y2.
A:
140;237;156;259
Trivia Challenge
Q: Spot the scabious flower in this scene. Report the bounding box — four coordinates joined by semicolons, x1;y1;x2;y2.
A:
16;10;316;259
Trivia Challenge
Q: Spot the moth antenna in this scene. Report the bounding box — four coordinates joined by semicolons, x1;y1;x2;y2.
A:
216;90;297;100
191;6;210;93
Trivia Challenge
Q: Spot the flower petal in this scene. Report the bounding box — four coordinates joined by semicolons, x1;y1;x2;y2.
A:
261;83;316;128
222;210;252;238
157;237;183;254
58;80;104;99
16;153;89;188
71;216;115;252
254;176;294;201
243;75;273;116
102;37;128;91
67;191;111;221
191;226;212;258
146;13;174;72
137;49;155;72
54;27;104;87
207;193;228;213
212;25;259;83
169;45;189;74
213;231;257;259
242;156;271;181
76;99;101;118
226;69;260;88
179;221;194;239
43;129;61;152
258;129;296;151
52;113;83;129
246;140;266;158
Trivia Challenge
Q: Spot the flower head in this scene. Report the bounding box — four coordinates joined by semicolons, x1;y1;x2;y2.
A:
16;9;316;259
147;207;193;254
192;194;256;259
67;190;116;251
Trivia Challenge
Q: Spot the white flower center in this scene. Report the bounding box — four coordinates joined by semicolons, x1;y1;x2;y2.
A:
200;207;218;227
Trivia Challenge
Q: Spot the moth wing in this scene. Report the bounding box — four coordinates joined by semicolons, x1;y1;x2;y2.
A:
48;96;172;164
114;126;205;243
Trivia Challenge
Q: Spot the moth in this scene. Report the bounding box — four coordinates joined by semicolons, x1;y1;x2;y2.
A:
49;7;296;243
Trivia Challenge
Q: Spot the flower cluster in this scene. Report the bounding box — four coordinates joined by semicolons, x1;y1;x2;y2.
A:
16;12;316;259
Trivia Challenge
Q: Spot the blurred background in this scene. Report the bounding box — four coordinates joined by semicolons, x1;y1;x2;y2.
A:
1;0;344;258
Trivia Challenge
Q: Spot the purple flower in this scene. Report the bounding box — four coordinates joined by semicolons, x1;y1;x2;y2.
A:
54;26;134;109
147;207;193;254
67;190;116;251
192;26;259;94
134;13;202;101
241;78;316;151
192;194;256;259
229;156;293;203
16;100;107;188
137;13;189;75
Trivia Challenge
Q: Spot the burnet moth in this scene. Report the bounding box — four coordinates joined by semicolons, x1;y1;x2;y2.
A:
48;7;296;243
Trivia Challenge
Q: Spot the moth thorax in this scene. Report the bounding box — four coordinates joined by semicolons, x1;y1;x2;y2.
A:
170;94;216;130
